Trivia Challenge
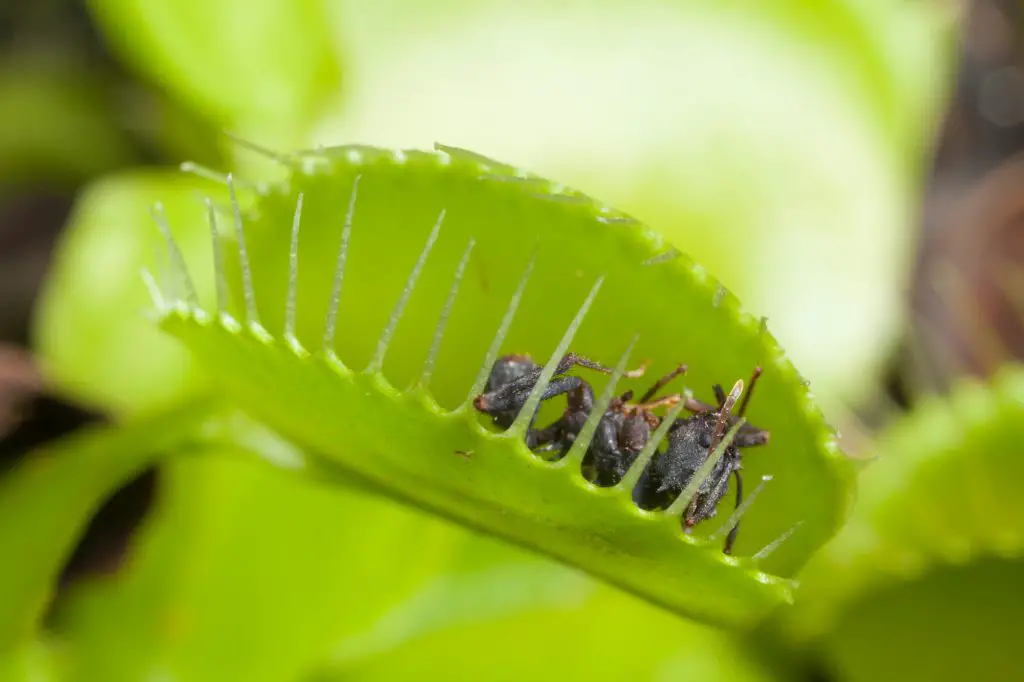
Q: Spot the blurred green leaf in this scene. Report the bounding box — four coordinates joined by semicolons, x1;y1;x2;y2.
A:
788;365;1024;639
32;171;221;416
315;565;781;682
0;398;218;649
317;0;952;408
52;448;464;682
86;0;342;146
0;54;134;189
0;639;58;682
151;144;853;627
779;365;1024;680
817;557;1024;682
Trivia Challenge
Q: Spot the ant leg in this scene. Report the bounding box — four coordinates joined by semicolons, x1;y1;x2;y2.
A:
540;374;587;401
736;366;763;418
683;495;701;533
723;468;744;555
638;363;688;403
638;394;683;410
683;396;715;415
556;353;648;379
529;422;561;449
624;394;684;416
473;373;587;426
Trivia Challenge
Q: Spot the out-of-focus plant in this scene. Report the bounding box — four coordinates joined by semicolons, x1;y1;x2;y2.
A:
313;0;953;413
778;365;1024;681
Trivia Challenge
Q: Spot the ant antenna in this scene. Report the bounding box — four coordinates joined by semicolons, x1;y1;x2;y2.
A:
638;363;687;403
707;379;744;456
554;353;648;379
737;366;763;418
712;384;727;408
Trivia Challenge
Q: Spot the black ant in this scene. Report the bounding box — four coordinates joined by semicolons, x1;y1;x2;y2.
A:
635;367;768;554
472;352;646;449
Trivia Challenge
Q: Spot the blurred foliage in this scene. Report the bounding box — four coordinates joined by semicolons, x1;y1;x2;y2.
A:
0;54;133;191
86;0;341;153
32;171;218;416
787;365;1024;639
0;398;218;651
314;0;953;412
9;0;1024;681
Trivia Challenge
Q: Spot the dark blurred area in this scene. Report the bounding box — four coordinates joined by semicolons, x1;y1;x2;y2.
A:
908;0;1024;395
0;0;157;589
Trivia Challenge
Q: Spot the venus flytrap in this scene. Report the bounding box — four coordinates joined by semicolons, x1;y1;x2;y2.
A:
148;142;857;628
787;365;1024;640
755;365;1024;682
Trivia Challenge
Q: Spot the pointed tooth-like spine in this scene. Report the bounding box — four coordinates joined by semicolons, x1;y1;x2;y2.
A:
284;192;305;347
150;202;198;310
419;237;475;391
508;276;604;437
366;209;445;374
563;335;639;468
323;175;361;357
227;174;262;331
464;249;538;405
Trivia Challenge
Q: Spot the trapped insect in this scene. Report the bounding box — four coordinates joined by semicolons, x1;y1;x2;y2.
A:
576;363;689;486
473;353;770;555
472;352;647;450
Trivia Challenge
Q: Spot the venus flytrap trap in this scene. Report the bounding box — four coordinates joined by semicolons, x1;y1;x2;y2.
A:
758;365;1024;682
147;142;857;628
784;364;1024;641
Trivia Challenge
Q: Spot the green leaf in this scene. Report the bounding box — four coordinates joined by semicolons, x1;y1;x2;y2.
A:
51;449;462;682
152;144;854;628
86;0;341;142
0;54;134;189
0;639;58;682
787;365;1024;639
0;398;218;649
32;171;220;416
816;557;1024;682
313;560;782;682
779;365;1024;680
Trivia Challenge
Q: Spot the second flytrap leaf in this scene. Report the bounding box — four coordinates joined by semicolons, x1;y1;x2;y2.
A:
785;365;1024;644
152;144;854;627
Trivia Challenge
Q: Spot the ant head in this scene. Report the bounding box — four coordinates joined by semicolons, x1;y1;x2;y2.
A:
472;391;511;415
485;354;537;392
